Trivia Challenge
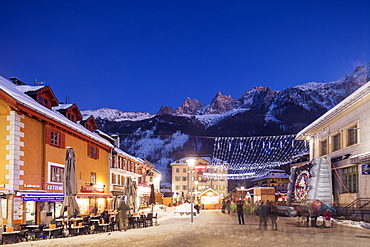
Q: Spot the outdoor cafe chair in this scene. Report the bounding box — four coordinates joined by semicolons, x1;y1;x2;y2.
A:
128;216;137;229
145;213;153;227
137;215;146;228
152;213;158;225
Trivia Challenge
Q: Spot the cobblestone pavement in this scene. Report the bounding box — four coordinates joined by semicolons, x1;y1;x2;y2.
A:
11;210;370;247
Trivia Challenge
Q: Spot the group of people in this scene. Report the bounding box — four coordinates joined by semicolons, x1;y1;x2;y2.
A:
296;200;334;228
255;200;278;230
223;199;278;230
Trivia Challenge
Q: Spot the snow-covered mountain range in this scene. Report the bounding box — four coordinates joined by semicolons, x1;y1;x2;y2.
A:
82;63;370;179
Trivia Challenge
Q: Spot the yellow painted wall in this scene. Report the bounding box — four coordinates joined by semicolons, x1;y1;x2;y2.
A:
0;98;10;186
20;116;43;189
45;130;110;192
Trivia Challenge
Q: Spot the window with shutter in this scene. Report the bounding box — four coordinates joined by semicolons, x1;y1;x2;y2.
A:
46;127;65;148
88;143;99;159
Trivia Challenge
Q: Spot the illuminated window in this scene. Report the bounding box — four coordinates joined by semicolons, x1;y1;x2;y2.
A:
90;172;96;184
51;165;64;183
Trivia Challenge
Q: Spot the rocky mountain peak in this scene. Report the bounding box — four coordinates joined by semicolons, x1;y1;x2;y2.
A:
205;91;237;114
156;105;175;115
175;97;204;115
238;86;279;109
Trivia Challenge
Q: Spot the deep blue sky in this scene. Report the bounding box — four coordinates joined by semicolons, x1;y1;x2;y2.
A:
1;1;369;114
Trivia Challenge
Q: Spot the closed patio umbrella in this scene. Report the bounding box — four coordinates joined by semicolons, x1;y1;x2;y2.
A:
149;183;155;214
60;147;80;218
125;177;132;210
149;184;155;205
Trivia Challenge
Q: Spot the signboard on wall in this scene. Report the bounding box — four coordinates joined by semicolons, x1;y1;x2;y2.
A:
362;164;370;175
13;196;23;221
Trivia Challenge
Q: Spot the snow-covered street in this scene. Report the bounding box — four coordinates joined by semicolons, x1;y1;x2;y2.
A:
9;206;370;247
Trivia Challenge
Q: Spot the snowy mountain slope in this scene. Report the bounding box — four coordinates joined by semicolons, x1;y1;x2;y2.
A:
81;108;154;121
87;63;370;177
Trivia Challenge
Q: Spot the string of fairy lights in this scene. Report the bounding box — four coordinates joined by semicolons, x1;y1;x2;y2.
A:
205;134;308;180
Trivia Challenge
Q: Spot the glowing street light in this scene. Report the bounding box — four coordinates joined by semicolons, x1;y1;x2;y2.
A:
187;158;196;223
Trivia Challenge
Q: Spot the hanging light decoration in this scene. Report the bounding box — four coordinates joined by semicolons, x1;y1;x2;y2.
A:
206;134;308;180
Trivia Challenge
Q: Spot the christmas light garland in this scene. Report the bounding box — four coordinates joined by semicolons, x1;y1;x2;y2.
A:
206;134;308;180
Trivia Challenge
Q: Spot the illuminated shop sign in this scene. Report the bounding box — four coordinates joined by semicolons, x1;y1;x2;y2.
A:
80;185;104;193
23;194;64;201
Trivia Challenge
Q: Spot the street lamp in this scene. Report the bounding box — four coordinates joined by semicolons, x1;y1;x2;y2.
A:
187;158;196;223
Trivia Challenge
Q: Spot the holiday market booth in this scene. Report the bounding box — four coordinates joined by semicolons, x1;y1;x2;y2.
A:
253;187;276;203
200;189;221;210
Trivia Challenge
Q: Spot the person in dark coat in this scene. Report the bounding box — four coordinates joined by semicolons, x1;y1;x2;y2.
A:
269;201;278;230
236;200;245;225
226;200;231;214
117;200;131;231
258;201;269;230
101;207;109;224
221;199;226;213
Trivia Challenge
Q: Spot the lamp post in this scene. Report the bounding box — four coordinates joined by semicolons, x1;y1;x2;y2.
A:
187;158;196;223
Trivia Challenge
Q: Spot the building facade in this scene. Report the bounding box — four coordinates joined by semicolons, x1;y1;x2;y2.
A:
0;76;156;229
170;157;228;203
297;81;370;207
252;169;290;193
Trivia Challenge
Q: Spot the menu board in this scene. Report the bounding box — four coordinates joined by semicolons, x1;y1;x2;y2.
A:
13;196;23;221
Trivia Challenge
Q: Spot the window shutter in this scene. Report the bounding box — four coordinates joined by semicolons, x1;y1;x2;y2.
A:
60;132;65;149
45;127;51;145
87;144;91;158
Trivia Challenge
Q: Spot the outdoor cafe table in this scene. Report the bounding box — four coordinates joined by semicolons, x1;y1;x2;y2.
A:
42;228;59;239
2;231;20;244
25;225;40;229
71;225;86;235
97;223;110;232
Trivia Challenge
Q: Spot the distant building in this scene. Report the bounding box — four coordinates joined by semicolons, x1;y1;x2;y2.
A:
170;157;228;203
252;169;290;193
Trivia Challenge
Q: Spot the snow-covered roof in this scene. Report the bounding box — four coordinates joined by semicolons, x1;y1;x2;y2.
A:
0;75;113;148
15;85;46;93
114;147;145;164
170;156;212;166
52;103;74;111
297;80;370;138
252;169;289;181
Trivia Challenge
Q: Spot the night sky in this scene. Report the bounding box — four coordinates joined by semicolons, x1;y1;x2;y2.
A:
1;0;369;114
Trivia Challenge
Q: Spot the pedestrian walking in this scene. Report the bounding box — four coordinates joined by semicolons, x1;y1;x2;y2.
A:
236;200;245;225
296;205;302;223
269;201;278;230
101;207;109;223
257;201;269;230
309;200;322;227
226;199;231;214
323;209;333;228
221;199;226;213
117;199;131;231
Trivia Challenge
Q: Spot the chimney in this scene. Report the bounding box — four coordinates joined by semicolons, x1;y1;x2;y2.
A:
111;134;120;148
10;77;26;85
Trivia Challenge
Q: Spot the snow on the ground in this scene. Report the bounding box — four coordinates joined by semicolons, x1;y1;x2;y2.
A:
10;205;370;247
333;218;370;229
